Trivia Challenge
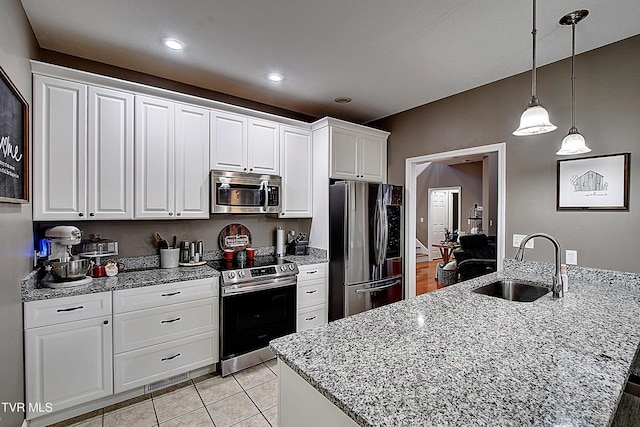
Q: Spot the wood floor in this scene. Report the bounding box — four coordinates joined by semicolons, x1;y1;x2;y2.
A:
416;259;444;295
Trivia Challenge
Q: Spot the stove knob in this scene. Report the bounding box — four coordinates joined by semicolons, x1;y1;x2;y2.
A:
238;271;245;277
227;272;236;279
289;264;295;271
280;265;286;272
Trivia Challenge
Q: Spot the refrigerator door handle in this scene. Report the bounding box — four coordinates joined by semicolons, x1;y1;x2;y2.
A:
354;279;402;294
380;186;390;263
373;197;382;265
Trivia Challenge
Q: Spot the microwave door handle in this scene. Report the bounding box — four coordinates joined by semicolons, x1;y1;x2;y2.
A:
261;180;269;211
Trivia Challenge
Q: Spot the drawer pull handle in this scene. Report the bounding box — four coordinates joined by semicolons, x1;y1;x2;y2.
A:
161;353;181;361
161;317;181;324
305;289;318;294
305;316;317;321
306;271;317;274
57;306;84;312
161;291;181;297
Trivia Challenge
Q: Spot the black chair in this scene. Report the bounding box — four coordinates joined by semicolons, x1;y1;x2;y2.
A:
453;234;496;281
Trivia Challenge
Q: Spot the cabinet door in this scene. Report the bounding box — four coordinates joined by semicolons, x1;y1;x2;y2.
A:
135;96;175;218
87;86;134;219
359;134;386;183
25;316;113;419
210;111;247;172
33;76;87;220
175;103;210;219
280;126;312;218
330;127;359;180
248;119;279;174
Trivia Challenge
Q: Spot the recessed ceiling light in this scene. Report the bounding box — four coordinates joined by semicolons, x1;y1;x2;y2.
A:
267;73;285;82
162;38;183;51
334;97;352;104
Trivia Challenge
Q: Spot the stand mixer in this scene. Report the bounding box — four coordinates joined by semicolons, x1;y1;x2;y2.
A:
42;226;93;288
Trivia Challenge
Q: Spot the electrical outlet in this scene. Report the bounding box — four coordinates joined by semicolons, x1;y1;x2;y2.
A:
513;234;534;249
566;250;578;265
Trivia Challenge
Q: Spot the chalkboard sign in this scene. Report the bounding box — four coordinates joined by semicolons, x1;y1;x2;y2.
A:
0;66;29;203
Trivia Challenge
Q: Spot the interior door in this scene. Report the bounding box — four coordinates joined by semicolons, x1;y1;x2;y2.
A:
429;190;448;259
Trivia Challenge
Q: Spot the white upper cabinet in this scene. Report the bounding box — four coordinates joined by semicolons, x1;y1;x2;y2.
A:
33;75;134;220
210;110;279;174
248;118;279;174
210;110;246;172
174;103;210;219
280;126;312;218
87;86;134;219
330;126;386;182
135;96;209;219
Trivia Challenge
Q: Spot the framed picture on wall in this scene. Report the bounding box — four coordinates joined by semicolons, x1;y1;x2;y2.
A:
0;65;29;204
557;153;630;210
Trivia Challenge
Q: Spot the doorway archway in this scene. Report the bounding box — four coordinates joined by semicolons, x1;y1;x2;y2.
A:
404;143;506;298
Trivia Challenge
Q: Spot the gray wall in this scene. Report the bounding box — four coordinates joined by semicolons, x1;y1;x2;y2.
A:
0;1;38;425
35;217;311;257
373;35;640;273
416;162;483;244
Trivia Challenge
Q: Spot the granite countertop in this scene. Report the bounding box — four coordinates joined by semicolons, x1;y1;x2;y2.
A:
270;259;640;426
22;247;328;302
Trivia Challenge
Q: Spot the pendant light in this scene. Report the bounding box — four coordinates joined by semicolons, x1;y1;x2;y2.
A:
556;10;591;155
513;0;557;136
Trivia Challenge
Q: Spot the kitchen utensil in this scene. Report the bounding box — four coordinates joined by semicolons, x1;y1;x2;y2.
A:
218;224;252;251
49;258;91;281
172;236;177;249
160;248;180;268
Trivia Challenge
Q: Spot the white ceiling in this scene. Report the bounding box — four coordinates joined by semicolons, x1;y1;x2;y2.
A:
20;0;640;124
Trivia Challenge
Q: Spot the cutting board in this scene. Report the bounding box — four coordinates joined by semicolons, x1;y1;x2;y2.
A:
218;224;253;251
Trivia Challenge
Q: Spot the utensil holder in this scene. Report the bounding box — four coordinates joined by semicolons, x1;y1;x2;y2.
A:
160;248;180;268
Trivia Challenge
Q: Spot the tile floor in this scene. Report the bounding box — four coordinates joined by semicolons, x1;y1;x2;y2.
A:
50;360;279;427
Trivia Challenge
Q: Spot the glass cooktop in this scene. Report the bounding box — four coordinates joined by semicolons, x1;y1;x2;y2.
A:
207;255;293;272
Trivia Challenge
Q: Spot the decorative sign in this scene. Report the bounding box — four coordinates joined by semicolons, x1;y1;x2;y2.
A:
557;153;630;210
0;66;29;203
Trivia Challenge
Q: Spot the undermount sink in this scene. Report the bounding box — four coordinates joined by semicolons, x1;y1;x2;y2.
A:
472;280;550;302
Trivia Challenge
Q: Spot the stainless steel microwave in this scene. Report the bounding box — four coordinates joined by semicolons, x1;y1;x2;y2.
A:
210;170;282;214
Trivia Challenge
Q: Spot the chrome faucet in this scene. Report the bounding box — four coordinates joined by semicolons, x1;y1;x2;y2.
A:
514;232;563;298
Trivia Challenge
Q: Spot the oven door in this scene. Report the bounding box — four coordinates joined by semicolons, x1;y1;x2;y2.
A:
220;279;296;361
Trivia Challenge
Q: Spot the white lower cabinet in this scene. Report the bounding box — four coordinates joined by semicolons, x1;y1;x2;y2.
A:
297;263;328;331
24;293;113;420
112;278;219;393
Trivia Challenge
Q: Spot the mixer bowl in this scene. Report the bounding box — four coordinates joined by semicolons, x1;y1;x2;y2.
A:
49;259;91;281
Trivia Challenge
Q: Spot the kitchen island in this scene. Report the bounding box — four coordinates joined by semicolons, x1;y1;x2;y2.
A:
270;260;640;426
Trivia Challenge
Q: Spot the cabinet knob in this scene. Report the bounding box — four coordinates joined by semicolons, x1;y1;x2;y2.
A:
249;168;253;172
243;168;247;171
89;213;95;217
103;320;109;325
168;212;173;216
78;212;84;217
176;212;181;216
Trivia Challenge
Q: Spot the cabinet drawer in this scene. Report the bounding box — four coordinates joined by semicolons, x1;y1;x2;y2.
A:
24;292;112;329
113;278;217;313
297;263;327;283
297;279;326;310
114;331;217;393
114;299;217;353
297;306;326;332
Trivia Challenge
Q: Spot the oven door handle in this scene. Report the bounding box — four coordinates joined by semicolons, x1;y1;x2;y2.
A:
354;279;401;294
222;277;297;296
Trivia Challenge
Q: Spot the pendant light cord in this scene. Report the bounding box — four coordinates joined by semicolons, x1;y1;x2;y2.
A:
570;22;576;129
530;0;538;100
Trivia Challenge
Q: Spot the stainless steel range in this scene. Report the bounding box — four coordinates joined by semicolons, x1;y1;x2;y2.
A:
209;256;298;376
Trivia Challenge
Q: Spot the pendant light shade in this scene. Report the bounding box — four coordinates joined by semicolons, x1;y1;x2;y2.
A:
556;10;591;155
513;0;557;136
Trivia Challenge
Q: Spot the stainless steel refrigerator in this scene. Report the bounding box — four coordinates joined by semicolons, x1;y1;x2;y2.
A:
329;181;403;321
